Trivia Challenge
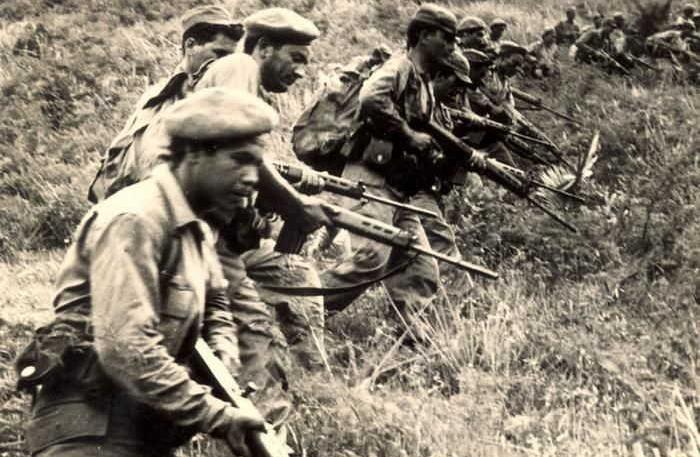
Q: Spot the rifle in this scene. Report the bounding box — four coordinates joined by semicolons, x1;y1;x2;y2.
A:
275;202;499;279
445;107;557;152
654;41;700;64
510;88;584;126
578;44;632;76
273;161;439;219
627;54;661;71
422;120;580;233
509;110;575;171
192;339;291;457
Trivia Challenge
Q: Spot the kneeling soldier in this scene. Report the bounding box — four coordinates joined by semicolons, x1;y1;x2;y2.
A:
22;88;277;457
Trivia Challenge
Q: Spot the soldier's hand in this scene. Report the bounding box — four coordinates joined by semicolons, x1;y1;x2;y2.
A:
408;131;433;153
293;168;325;195
295;195;333;233
224;406;266;457
468;149;488;170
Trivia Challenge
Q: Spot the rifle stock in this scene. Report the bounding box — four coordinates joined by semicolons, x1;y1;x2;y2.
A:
192;339;291;457
276;203;499;279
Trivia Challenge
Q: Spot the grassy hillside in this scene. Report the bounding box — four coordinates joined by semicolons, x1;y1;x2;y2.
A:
0;0;698;456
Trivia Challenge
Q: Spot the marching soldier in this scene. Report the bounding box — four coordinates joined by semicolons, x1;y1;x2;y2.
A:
23;88;275;457
88;5;243;201
320;3;457;327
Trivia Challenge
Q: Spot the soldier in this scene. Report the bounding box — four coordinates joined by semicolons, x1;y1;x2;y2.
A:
555;7;581;45
528;27;560;78
489;18;508;54
90;5;328;430
320;3;457;328
676;3;697;27
23;88;275;457
413;51;474;259
195;8;329;375
581;13;605;34
574;18;617;64
458;15;491;53
88;5;243;201
646;22;699;73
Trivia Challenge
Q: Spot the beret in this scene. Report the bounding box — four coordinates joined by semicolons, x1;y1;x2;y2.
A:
565;7;576;14
372;44;393;60
463;48;492;65
441;50;472;84
498;40;528;56
543;27;556;36
458;16;488;32
612;11;625;19
410;3;458;35
490;18;507;28
181;5;239;34
162;88;278;143
683;3;696;11
243;7;320;45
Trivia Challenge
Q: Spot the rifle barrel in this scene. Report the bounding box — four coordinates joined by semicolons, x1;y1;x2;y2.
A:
410;243;499;279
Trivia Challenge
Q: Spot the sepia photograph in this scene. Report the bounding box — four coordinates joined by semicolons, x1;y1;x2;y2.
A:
0;0;698;456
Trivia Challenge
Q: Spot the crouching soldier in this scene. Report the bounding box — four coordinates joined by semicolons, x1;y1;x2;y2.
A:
19;88;277;457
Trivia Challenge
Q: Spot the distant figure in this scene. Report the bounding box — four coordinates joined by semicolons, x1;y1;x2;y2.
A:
528;27;560;78
675;3;696;27
646;22;696;58
582;13;604;34
574;18;616;63
555;7;581;45
610;12;628;54
489;18;508;53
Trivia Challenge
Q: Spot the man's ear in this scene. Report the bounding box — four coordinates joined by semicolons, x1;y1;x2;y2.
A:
183;37;197;54
257;36;274;59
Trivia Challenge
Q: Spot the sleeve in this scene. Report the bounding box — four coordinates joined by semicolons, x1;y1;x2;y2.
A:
201;243;240;373
88;214;235;438
358;58;413;140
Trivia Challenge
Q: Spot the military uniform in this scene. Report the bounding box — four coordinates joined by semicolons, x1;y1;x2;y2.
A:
321;4;457;323
26;88;278;457
528;36;560;77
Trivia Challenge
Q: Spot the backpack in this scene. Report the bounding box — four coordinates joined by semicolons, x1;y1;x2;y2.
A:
291;52;390;173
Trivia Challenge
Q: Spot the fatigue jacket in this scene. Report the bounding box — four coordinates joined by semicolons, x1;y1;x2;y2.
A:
555;20;581;45
27;165;238;454
88;60;214;202
350;52;436;194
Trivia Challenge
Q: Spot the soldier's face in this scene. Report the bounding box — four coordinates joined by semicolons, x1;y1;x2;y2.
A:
422;29;456;64
184;32;239;74
543;32;556;45
566;11;576;21
459;29;487;50
260;44;310;93
188;145;260;225
491;25;507;40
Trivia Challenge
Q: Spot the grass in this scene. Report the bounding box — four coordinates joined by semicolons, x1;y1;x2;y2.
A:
1;0;699;456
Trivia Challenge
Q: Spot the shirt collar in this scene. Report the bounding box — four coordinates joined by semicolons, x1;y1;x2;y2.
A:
143;59;216;109
151;164;200;231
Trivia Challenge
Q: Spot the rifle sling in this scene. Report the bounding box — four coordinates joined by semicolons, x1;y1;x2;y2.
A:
258;256;417;297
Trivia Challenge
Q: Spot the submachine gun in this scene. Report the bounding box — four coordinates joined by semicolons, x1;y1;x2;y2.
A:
192;339;292;457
